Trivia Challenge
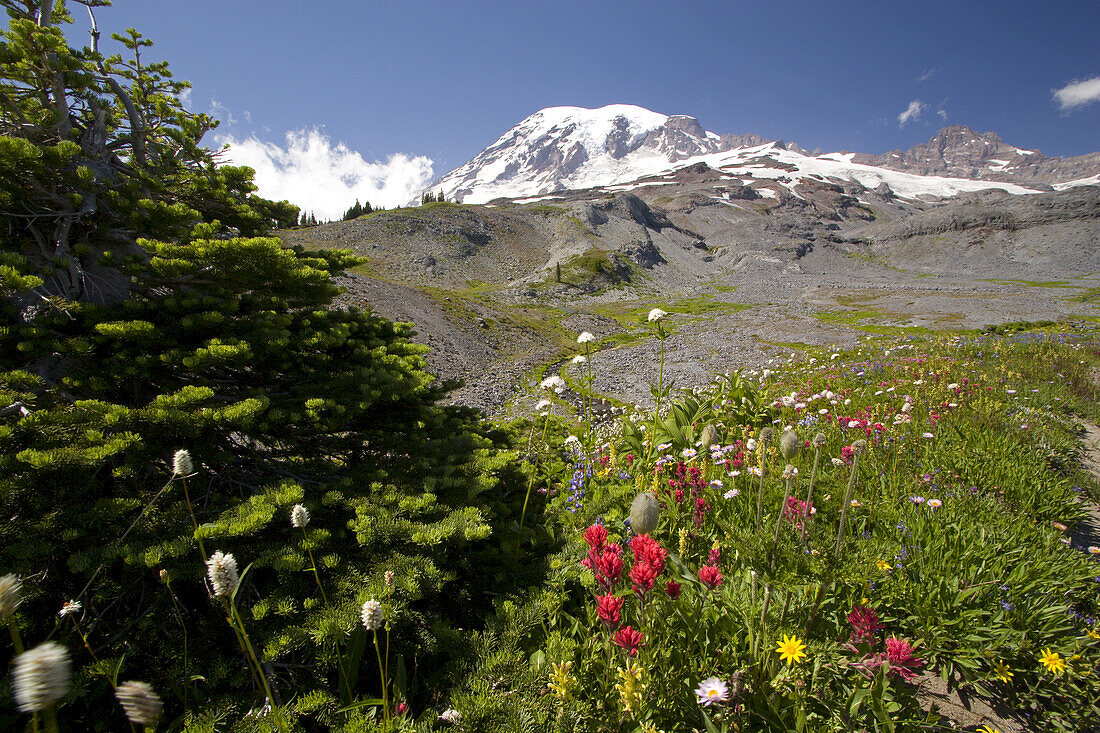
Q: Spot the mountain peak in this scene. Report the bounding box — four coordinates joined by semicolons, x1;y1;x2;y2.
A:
424;106;1098;205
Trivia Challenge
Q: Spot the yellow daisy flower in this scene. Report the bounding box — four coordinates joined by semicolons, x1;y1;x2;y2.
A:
991;659;1013;684
1087;628;1100;640
1039;648;1066;676
978;726;1002;733
775;634;807;665
875;559;891;571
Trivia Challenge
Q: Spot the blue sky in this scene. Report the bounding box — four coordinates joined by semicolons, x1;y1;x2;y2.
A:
63;0;1100;215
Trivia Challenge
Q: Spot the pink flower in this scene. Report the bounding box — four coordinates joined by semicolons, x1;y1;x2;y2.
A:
847;605;882;644
783;496;816;530
884;636;923;682
665;580;682;599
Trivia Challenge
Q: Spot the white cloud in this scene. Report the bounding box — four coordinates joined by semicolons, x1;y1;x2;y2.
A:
937;108;947;121
897;99;925;127
917;68;938;83
218;128;435;220
1053;76;1100;110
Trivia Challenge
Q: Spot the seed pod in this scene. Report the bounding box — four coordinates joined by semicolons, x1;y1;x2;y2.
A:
812;432;827;448
699;424;719;452
629;492;659;536
779;430;799;460
852;439;868;455
759;427;774;443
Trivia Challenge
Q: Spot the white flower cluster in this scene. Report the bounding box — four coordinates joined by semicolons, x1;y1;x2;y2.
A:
206;551;239;598
13;642;70;712
360;599;384;630
539;375;566;394
290;504;310;528
172;449;194;477
115;680;164;726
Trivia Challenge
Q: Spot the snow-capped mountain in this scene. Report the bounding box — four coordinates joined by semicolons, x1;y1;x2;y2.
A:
427;105;1099;205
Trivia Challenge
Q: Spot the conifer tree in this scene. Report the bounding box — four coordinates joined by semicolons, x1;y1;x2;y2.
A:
0;2;531;728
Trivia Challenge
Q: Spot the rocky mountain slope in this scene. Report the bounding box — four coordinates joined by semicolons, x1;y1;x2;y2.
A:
854;125;1100;189
283;106;1100;415
428;105;1099;205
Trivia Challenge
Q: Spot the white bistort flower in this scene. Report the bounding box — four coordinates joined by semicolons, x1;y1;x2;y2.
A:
206;551;239;598
571;354;587;364
290;504;310;528
361;599;384;630
12;642;71;712
172;449;194;477
647;308;667;322
577;331;596;344
439;708;462;724
0;574;22;619
115;680;164;726
535;399;551;412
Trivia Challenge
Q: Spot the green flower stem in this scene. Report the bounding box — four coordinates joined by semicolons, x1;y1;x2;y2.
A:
801;447;822;543
300;528;353;703
180;477;207;560
757;584;773;657
384;585;393;717
42;707;59;733
8;623;24;654
647;324;667;467
834;453;861;560
373;630;390;728
754;437;768;533
777;589;792;631
519;408;552;530
770;475;793;573
162;578;189;710
225;599;284;731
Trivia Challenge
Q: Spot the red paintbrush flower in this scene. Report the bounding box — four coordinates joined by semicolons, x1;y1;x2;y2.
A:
613;625;644;656
884;636;923;682
596;593;623;627
583;524;608;551
595;543;624;590
630;534;668;572
665;580;682;599
629;561;660;596
698;565;723;590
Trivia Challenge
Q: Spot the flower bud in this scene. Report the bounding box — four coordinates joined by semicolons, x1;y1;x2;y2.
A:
779;430;799;460
629;492;659;536
699;424;719;452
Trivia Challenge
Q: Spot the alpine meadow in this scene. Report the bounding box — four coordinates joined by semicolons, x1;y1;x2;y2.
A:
2;2;1100;733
